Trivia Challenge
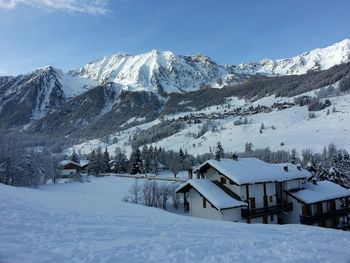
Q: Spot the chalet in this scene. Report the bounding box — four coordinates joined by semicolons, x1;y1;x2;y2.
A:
176;157;350;229
59;160;81;177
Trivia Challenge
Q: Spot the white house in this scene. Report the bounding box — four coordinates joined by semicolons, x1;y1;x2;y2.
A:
285;181;350;229
176;157;350;229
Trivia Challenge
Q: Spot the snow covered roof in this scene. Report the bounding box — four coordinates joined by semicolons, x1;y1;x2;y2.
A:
288;181;350;204
194;158;310;185
59;160;81;167
176;179;247;210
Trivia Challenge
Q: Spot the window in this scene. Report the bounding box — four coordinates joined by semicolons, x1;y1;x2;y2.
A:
302;205;309;216
269;196;273;203
249;198;256;209
220;177;227;185
270;215;274;221
316;203;323;215
203;197;206;208
330;200;336;211
229;180;234;185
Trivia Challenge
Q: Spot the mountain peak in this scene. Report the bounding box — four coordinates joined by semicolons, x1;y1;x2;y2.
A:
238;39;350;76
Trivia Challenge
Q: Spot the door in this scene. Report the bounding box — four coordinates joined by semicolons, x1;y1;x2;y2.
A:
302;205;309;216
249;198;256;209
263;196;268;207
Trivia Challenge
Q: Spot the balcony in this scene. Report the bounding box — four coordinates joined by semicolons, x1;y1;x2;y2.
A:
300;207;350;225
241;202;293;219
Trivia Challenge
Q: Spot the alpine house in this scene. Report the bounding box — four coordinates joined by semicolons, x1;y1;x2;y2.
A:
176;157;350;229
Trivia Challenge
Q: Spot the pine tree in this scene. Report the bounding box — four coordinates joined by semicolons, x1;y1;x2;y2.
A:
70;149;80;163
129;147;143;174
215;142;224;161
245;142;253;156
149;146;159;175
179;148;185;170
141;145;150;173
114;150;129;173
102;147;110;173
328;167;349;187
87;149;98;175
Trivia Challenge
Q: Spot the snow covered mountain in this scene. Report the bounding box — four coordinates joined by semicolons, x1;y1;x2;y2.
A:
0;66;97;128
1;39;350;131
236;39;350;76
69;50;242;94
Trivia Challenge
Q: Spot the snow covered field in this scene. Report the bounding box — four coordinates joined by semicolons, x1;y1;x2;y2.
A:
69;90;350;158
1;176;350;263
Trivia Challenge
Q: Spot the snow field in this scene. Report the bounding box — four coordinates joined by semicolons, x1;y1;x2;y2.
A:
1;176;350;263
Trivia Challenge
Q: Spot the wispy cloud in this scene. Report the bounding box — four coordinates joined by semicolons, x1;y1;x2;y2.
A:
0;0;110;15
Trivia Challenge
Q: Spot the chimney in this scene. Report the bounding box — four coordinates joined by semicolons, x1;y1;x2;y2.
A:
188;168;193;179
284;165;288;172
232;153;238;161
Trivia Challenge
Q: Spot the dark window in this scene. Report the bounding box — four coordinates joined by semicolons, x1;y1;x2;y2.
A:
220;177;227;185
203;197;206;208
263;196;268;207
249;198;256;209
229;180;234;185
269;196;273;203
330;200;336;211
302;205;309;216
270;214;274;221
316;203;323;215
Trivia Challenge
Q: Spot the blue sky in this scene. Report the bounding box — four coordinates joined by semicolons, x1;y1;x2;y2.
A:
0;0;349;75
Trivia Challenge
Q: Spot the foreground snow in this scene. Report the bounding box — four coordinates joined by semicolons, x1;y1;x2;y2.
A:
1;177;350;263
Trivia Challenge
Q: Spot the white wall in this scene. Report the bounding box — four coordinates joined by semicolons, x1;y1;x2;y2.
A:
284;197;302;224
239;183;276;208
222;208;244;222
285;179;302;191
60;169;76;176
188;189;222;220
188;189;243;222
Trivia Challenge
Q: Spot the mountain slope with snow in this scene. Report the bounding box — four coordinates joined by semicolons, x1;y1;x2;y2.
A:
1;177;349;263
70;50;243;94
236;39;350;75
1;39;350;133
0;66;97;128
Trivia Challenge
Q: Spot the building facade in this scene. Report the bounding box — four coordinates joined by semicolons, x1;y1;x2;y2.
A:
176;158;350;229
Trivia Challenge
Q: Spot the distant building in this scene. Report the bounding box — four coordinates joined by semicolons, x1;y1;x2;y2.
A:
59;160;81;177
176;158;350;229
55;160;88;183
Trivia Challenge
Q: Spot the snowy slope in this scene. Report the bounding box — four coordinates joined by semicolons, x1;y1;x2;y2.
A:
70;50;234;94
237;39;350;75
68;86;350;157
1;177;350;263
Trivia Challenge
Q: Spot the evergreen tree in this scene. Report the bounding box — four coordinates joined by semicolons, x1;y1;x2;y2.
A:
129;147;143;174
70;148;80;163
102;147;110;173
215;142;224;161
244;142;253;156
141;145;150;173
87;149;98;175
114;149;129;173
179;148;185;170
149;146;159;175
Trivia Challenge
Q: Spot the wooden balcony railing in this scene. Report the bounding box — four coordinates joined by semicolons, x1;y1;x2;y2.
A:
241;202;293;219
300;207;350;225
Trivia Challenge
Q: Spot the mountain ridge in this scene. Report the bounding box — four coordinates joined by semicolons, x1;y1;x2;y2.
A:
1;39;350;132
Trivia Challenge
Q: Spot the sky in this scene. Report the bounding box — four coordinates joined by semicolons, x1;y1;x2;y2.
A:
0;0;349;75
